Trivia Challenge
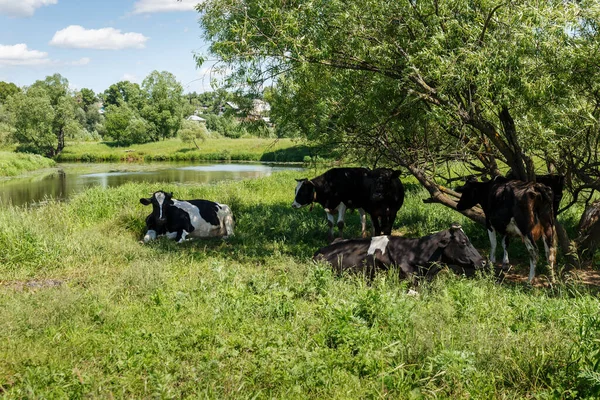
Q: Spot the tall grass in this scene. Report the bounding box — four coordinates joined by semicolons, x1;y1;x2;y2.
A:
0;172;599;398
0;152;56;177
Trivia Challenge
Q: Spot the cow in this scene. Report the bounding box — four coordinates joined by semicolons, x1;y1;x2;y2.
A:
455;177;556;283
140;190;235;243
292;167;405;240
313;224;486;281
505;172;565;216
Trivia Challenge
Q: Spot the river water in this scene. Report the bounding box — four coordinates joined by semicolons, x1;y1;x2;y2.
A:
0;162;304;207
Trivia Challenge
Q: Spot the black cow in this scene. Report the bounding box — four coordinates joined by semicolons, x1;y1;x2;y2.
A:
140;191;235;243
313;224;485;281
456;177;556;282
292;167;405;240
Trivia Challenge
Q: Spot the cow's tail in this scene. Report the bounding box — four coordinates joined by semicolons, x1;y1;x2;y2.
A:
533;183;555;222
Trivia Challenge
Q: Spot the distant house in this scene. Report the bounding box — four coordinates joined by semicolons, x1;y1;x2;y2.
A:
186;115;206;123
250;99;271;117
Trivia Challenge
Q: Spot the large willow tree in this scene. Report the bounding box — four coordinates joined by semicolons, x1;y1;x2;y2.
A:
198;0;600;260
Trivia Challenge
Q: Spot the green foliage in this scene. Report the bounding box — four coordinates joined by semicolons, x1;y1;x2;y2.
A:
0;81;20;104
7;87;57;156
178;119;208;149
103;81;144;111
104;103;151;146
141;71;184;141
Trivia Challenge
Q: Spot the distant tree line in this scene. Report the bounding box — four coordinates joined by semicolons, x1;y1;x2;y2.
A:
0;71;280;157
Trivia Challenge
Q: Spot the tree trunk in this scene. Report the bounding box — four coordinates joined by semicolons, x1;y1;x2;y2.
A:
575;200;600;264
404;163;486;225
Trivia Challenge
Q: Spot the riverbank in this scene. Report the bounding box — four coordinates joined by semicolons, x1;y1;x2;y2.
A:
56;138;317;163
0;152;56;177
1;171;598;398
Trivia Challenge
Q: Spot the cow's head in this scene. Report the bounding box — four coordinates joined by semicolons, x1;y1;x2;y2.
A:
292;178;315;208
140;191;173;225
370;168;401;201
440;223;486;270
455;177;481;210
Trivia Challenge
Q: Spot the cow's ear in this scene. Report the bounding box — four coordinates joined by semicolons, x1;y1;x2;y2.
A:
438;231;452;247
140;198;152;205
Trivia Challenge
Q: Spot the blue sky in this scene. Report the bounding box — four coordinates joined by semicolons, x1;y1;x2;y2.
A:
0;0;219;93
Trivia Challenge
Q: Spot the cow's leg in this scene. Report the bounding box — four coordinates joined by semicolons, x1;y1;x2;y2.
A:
542;225;557;283
176;230;189;243
143;229;157;243
165;232;178;240
359;208;368;238
487;228;497;264
336;203;347;238
501;235;510;270
371;214;382;237
523;233;539;283
383;210;397;235
325;210;336;242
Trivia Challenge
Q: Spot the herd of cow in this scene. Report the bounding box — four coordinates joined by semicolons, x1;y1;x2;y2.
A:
140;167;565;283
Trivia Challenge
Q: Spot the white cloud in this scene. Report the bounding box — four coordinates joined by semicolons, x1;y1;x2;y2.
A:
0;43;50;66
0;44;92;67
133;0;198;14
121;73;138;82
0;0;57;17
69;57;91;66
50;25;148;50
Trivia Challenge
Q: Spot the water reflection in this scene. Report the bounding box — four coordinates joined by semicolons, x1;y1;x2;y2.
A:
0;162;304;207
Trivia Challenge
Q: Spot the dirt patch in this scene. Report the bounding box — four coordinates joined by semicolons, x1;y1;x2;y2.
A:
0;279;65;292
496;264;600;290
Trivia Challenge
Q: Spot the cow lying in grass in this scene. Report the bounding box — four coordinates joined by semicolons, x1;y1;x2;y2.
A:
140;190;235;243
313;224;485;281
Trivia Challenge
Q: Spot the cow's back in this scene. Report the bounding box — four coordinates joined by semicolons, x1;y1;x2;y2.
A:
316;168;371;209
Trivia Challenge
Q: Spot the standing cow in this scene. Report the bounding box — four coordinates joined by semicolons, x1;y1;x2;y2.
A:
292;167;404;240
313;224;486;281
455;177;556;282
140;190;235;243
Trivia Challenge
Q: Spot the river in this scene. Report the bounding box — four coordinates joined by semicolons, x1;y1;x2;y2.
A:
0;162;304;207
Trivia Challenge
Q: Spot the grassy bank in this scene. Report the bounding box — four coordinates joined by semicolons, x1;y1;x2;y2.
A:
56;138;317;163
1;172;599;398
0;152;56;177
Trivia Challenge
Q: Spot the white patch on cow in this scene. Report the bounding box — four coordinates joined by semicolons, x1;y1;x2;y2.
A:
155;191;166;219
166;232;178;240
337;202;347;223
292;181;305;208
523;236;538;282
487;228;497;263
172;200;218;237
407;289;420;298
502;236;510;265
143;229;157;243
368;235;389;255
506;217;523;236
177;230;189;243
359;208;367;237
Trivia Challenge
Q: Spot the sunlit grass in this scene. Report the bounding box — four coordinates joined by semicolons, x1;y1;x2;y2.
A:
0;152;56;177
0;171;598;398
56;138;314;163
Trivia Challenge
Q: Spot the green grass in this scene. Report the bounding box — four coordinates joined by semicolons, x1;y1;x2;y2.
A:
1;172;599;398
55;138;317;163
0;152;56;177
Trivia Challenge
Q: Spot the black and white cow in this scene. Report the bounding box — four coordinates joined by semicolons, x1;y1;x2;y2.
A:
455;177;556;282
292;167;405;240
313;224;485;281
140;191;235;243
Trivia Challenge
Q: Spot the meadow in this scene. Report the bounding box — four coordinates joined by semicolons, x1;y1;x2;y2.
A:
55;138;315;163
1;171;599;398
0;152;56;177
